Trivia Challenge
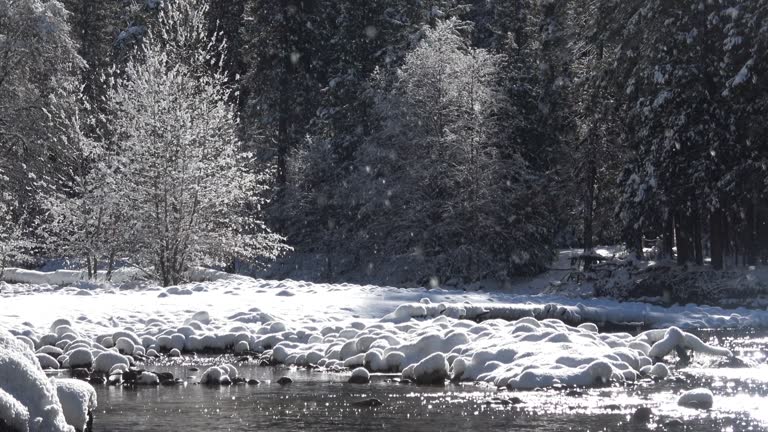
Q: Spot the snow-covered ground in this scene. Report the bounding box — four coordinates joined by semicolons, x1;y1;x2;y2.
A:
3;265;768;428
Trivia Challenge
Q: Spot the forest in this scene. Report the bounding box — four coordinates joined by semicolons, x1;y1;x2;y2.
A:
1;0;767;286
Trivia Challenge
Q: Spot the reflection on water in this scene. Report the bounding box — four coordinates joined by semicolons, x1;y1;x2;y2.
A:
88;332;768;432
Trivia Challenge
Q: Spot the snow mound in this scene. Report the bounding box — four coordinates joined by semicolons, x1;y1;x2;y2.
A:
0;328;73;432
677;388;714;410
54;379;97;432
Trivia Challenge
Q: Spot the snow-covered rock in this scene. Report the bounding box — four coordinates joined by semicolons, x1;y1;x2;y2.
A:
136;372;159;386
200;367;231;385
36;353;60;370
65;348;93;369
54;379;97;432
348;367;370;384
92;352;129;374
405;352;449;385
0;328;74;432
0;387;29;432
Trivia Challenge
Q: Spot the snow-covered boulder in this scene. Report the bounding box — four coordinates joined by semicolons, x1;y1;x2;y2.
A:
0;328;74;432
92;351;129;374
348;367;370;384
136;372;160;386
200;367;231;385
36;353;60;370
0;387;29;432
404;353;449;385
54;379;97;432
65;349;93;369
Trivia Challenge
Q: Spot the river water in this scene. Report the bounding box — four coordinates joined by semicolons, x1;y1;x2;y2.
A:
84;331;768;432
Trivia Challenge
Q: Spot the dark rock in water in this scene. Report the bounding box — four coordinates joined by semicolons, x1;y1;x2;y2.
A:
603;404;621;411
188;367;199;372
157;372;176;385
414;370;447;385
714;356;753;368
122;370;139;383
665;419;684;428
276;376;293;385
161;378;183;386
631;407;653;423
247;379;260;385
88;376;107;385
236;356;250;363
565;389;584;397
485;396;524;406
351;398;383;407
348;375;370;384
72;369;90;381
399;378;412;385
156;372;174;382
232;377;247;385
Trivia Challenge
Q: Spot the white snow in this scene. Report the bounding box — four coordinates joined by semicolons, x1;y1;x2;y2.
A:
678;388;714;409
54;379;97;432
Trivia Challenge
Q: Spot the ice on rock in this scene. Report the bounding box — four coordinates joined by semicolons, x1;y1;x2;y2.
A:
169;348;182;357
92;351;130;374
54;379;97;432
0;328;73;432
677;388;714;410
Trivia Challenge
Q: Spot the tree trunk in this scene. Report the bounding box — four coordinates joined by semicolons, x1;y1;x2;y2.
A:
710;208;724;270
675;212;692;265
583;162;596;269
746;197;757;266
662;214;674;260
693;208;703;266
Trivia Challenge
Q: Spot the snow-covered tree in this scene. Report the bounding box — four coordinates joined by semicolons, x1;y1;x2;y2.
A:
0;0;83;272
357;19;553;280
92;0;287;285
